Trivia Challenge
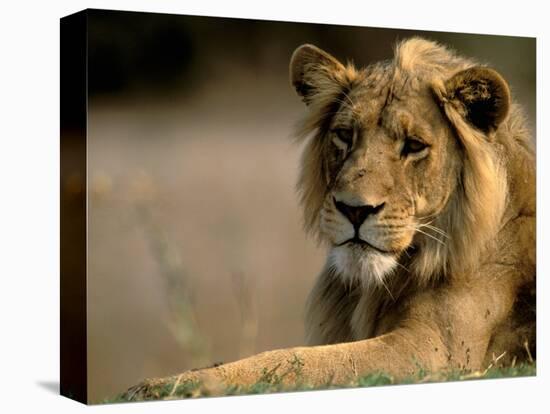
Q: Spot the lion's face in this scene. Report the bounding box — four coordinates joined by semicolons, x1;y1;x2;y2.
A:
290;39;510;287
319;75;460;284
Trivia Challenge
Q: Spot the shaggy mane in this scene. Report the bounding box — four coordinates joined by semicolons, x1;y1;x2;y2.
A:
295;38;524;289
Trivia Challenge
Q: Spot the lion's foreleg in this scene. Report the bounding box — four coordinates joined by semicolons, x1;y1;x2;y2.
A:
124;324;450;400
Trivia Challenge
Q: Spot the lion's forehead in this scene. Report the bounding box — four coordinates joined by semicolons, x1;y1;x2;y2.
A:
336;85;441;140
356;60;438;96
356;63;394;93
336;64;441;129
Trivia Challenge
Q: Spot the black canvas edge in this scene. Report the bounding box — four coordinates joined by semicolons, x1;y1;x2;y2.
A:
60;9;88;405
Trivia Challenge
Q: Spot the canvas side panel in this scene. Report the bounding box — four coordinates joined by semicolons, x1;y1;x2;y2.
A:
60;9;88;404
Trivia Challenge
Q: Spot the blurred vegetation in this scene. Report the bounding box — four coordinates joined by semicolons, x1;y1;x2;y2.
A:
135;200;211;365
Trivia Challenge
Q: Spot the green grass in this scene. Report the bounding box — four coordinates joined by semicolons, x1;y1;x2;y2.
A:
107;363;535;404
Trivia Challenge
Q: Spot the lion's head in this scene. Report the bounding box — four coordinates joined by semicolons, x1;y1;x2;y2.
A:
290;38;510;289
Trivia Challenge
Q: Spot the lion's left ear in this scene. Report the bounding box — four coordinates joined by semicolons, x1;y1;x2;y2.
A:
289;44;348;105
439;66;511;134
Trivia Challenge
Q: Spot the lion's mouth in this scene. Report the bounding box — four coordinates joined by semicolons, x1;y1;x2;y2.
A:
337;236;393;255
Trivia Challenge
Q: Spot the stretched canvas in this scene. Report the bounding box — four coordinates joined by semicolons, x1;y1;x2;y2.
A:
60;8;536;404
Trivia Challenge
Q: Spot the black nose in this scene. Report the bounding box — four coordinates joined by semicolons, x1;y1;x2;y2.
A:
334;199;385;228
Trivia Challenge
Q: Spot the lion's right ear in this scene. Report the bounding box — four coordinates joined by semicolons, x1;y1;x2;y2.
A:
289;44;349;105
436;66;511;135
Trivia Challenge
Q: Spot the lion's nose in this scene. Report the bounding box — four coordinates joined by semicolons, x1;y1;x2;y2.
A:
334;198;385;229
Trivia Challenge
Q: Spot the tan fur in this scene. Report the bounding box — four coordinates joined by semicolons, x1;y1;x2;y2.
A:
124;38;535;400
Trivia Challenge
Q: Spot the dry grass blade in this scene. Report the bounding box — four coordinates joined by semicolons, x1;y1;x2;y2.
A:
168;374;184;397
231;271;259;358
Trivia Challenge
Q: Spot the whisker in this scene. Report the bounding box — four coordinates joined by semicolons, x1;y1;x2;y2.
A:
412;227;446;246
332;97;355;110
340;89;357;109
416;212;441;221
378;271;395;301
393;259;410;273
425;226;449;239
325;95;358;114
418;223;449;239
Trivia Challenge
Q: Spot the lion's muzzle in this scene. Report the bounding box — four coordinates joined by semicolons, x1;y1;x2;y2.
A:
333;198;385;229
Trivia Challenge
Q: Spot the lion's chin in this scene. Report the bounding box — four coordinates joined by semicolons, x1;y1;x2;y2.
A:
327;244;397;289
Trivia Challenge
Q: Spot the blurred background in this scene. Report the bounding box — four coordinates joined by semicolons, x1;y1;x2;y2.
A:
84;9;535;402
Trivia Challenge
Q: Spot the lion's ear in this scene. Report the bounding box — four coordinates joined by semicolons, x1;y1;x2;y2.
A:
441;66;511;134
289;44;348;105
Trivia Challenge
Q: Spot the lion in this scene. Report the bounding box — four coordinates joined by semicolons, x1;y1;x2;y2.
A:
123;37;535;400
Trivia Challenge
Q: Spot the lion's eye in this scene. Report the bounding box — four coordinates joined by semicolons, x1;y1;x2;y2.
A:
402;137;428;157
332;128;354;149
